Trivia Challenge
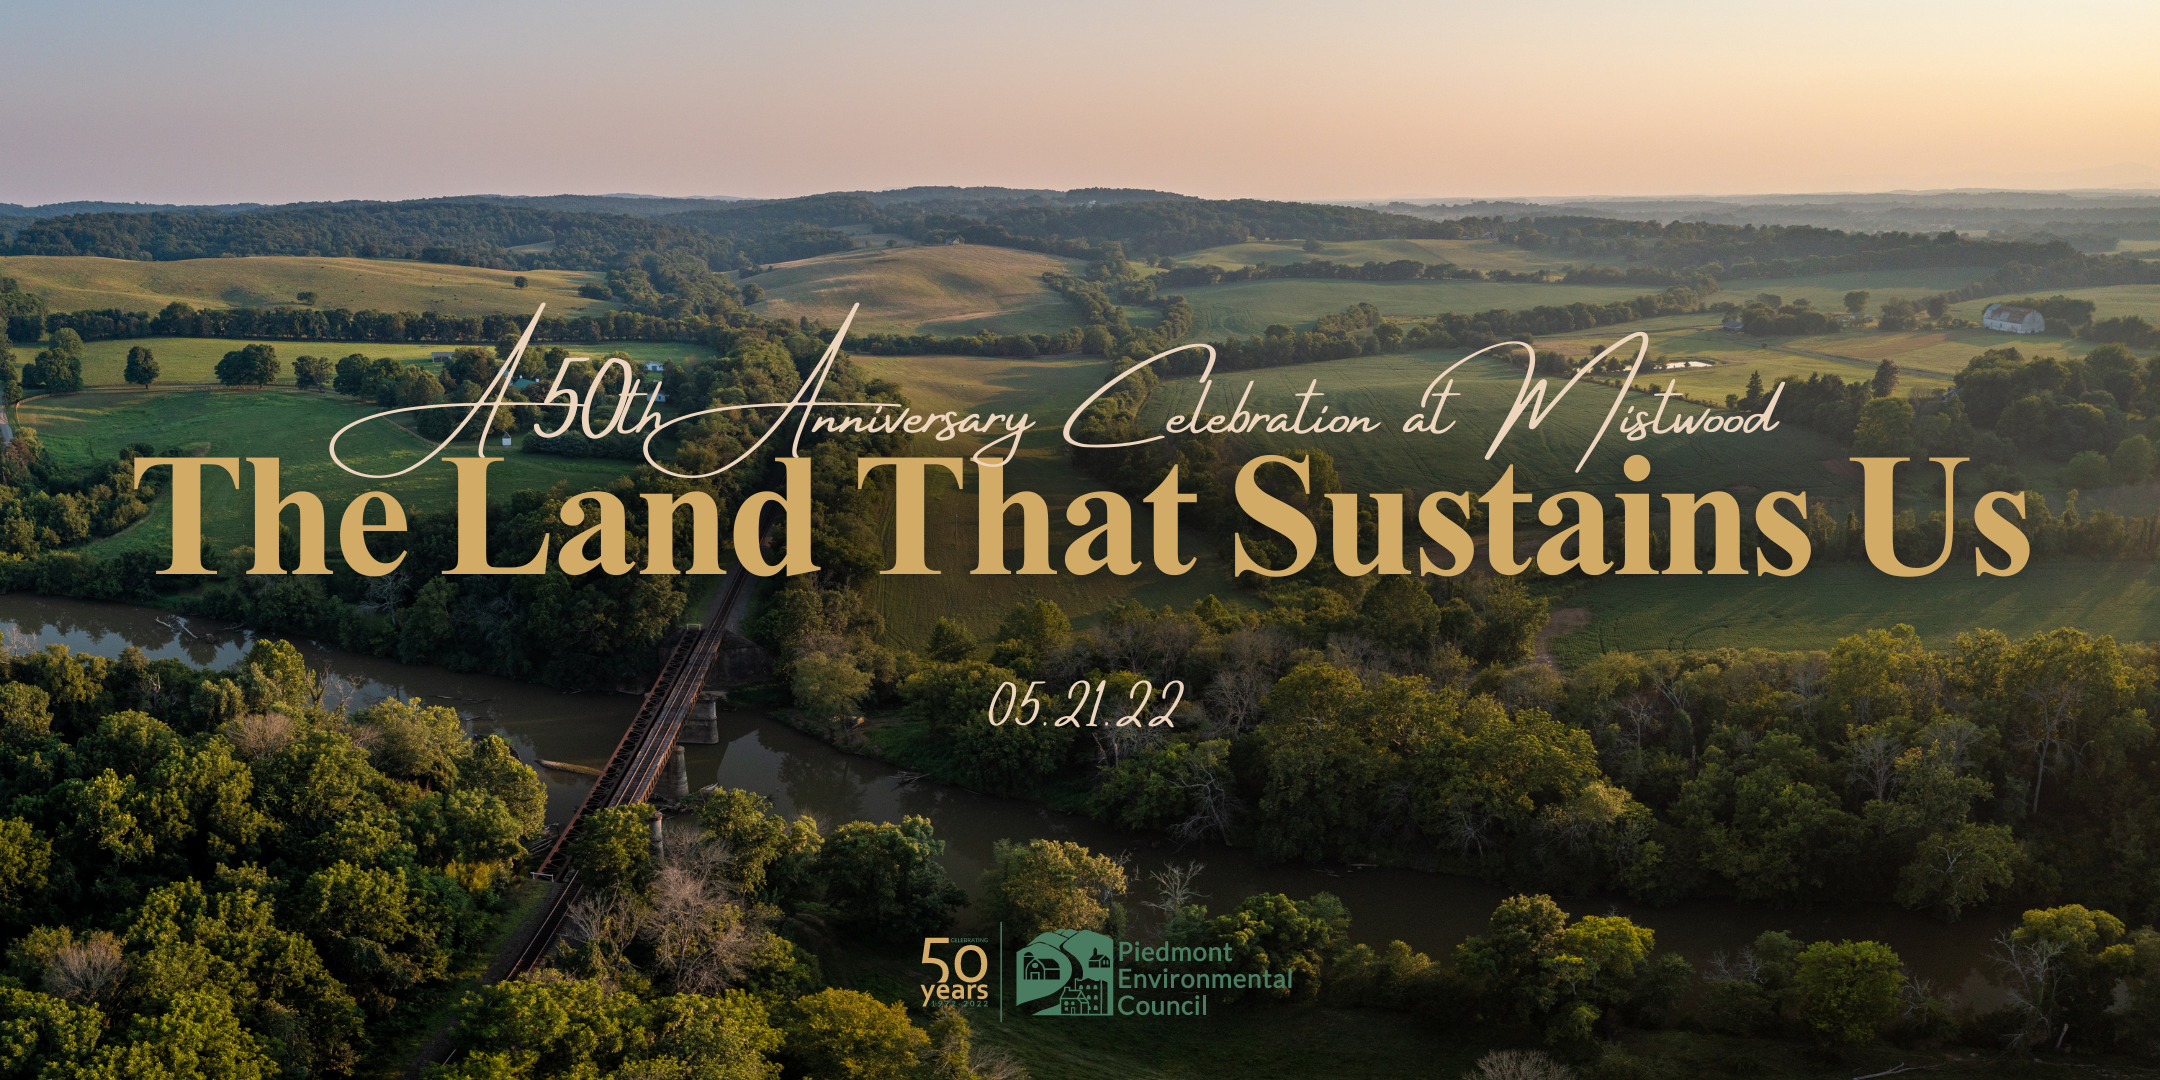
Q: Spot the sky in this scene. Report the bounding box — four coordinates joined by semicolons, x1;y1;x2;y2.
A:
5;0;2158;206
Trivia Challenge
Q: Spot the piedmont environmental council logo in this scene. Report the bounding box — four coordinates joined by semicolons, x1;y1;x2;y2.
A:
1016;929;1117;1016
1011;930;1292;1018
923;930;1295;1019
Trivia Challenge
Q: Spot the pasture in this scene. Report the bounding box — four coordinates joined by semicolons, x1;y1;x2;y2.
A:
1176;279;1655;339
20;336;718;390
48;337;446;387
1533;323;1971;404
1952;284;2160;324
1169;266;1993;341
0;255;613;318
1707;267;1998;311
746;244;1085;337
16;389;633;555
1550;560;2160;668
1168;237;1625;273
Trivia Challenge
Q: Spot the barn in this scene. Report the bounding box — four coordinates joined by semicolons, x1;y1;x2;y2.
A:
1981;303;2045;334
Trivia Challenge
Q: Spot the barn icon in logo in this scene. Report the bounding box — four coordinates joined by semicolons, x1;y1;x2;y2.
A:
1014;929;1115;1016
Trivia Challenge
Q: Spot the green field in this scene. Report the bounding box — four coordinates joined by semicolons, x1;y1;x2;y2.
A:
1551;560;2160;668
1535;278;2160;409
42;337;446;387
1705;267;1999;311
749;244;1085;337
1951;284;2160;323
1174;279;1648;338
1169;266;1994;341
19;336;718;389
1169;237;1624;273
16;390;634;556
19;250;2160;651
844;352;1252;645
0;255;613;317
1535;323;1973;404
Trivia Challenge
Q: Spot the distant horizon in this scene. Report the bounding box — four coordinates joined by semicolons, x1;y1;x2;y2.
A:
8;182;2160;214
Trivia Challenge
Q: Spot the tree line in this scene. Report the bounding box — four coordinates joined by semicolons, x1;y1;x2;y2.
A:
19;302;739;349
1761;340;2160;500
1;201;850;271
1168;281;1716;378
1158;257;1524;288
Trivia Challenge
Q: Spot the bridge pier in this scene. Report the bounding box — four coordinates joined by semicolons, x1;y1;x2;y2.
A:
681;691;723;744
664;745;689;800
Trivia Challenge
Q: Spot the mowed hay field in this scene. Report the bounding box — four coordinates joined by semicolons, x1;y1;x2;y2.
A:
1169;237;1627;273
1952;284;2160;323
1551;561;2160;668
843;352;1252;646
17;390;634;555
746;245;1085;337
0;255;615;317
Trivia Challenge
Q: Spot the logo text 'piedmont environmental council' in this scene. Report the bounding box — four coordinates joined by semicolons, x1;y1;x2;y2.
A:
1013;930;1290;1018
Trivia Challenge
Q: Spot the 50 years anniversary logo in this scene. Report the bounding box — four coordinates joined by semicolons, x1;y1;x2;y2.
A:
922;931;1293;1019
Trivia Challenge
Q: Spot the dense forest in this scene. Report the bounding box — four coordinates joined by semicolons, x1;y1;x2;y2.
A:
20;637;2142;1075
726;496;2160;1067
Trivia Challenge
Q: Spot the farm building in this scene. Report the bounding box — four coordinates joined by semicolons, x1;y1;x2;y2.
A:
1981;304;2045;334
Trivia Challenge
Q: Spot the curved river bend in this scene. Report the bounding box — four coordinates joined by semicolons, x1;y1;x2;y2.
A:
1;595;2016;1006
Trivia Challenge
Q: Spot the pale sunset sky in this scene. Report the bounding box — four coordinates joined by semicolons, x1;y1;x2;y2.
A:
5;0;2156;204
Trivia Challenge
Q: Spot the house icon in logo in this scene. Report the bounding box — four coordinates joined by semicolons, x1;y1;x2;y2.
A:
1014;929;1116;1017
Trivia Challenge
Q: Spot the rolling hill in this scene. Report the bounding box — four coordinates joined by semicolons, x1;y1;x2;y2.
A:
0;255;615;318
747;244;1084;336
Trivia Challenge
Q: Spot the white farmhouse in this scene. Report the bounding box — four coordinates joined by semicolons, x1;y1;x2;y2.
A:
1982;304;2045;334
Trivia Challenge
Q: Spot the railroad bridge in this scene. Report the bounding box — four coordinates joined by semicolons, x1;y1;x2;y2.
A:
504;571;751;977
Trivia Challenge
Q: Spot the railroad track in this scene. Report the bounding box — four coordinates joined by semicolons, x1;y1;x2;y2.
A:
504;568;751;977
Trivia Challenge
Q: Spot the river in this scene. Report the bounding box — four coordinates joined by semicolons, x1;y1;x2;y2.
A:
0;594;2016;1006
